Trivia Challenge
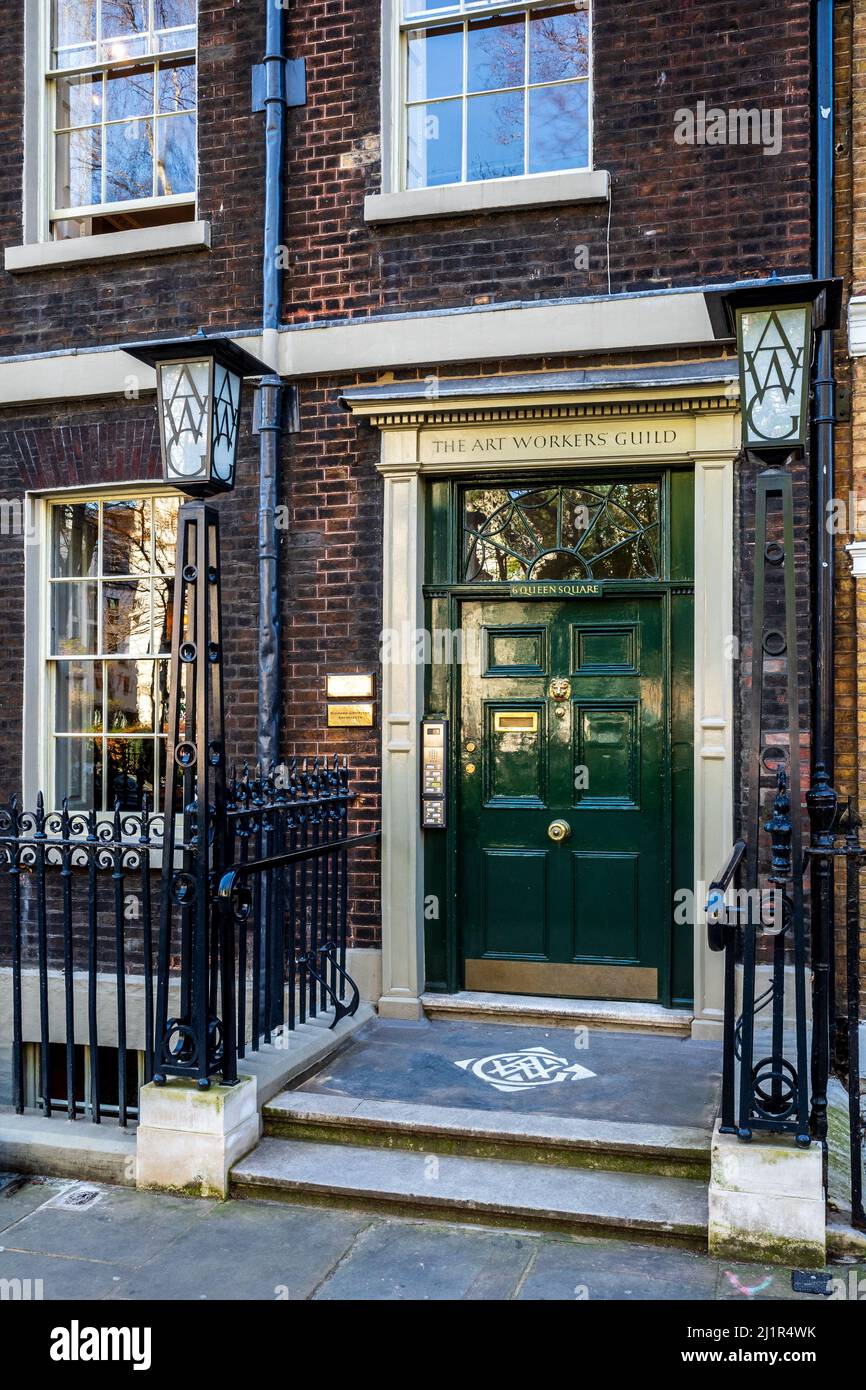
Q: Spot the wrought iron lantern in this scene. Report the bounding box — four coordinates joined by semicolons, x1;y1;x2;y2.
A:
736;301;811;454
124;333;270;494
709;277;842;461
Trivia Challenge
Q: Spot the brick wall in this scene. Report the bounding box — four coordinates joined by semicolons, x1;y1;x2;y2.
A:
0;0;813;355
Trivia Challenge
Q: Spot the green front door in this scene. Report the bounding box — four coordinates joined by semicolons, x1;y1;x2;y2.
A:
459;596;668;1001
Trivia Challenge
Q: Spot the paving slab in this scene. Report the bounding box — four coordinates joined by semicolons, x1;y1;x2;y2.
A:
296;1017;722;1130
314;1217;535;1300
1;1182;214;1263
516;1235;720;1300
0;1247;135;1300
0;1182;836;1302
0;1175;70;1233
108;1200;369;1301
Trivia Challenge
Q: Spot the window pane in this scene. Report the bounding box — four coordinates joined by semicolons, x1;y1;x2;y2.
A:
404;0;454;14
55;661;103;733
468;13;525;94
101;0;148;61
106;66;155;122
154;0;197;27
157;59;196;113
56;73;103;129
152;580;175;654
407;98;462;188
55;738;102;811
55;127;102;210
53;0;97;67
105;118;154;201
52;503;99;577
107;661;159;734
102;580;152;655
528;80;588;173
156;114;196;195
529;6;589;84
106;738;154;810
156;26;196;52
467;90;524;180
103;500;151;576
154;497;180;575
52;582;98;655
407;26;463;102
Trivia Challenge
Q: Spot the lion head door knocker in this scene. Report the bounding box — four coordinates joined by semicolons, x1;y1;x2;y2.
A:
549;677;571;720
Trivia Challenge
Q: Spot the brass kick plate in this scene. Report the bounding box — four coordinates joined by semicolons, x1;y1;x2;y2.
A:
465;959;658;1001
493;711;539;733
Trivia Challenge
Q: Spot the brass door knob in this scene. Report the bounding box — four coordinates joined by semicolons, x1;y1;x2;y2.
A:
547;819;572;843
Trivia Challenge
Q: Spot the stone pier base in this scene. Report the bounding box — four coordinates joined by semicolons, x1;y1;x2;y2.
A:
708;1119;826;1267
136;1075;260;1199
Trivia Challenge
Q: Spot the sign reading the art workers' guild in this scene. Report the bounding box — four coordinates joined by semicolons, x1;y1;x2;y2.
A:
510;581;603;598
420;422;694;465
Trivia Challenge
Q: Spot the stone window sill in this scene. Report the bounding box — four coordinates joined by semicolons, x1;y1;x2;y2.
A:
5;220;211;273
364;170;610;225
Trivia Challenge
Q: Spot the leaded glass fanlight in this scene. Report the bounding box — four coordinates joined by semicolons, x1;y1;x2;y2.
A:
463;482;661;582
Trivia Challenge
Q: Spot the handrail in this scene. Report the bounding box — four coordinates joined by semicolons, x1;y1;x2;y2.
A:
218;830;381;900
705;838;747;934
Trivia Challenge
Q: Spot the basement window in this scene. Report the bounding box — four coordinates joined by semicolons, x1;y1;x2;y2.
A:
45;0;198;241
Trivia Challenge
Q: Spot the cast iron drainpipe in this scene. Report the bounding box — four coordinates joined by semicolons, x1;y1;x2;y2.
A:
810;0;837;1148
258;0;288;771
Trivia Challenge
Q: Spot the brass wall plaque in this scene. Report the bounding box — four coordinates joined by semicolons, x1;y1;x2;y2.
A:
327;673;375;699
327;702;375;728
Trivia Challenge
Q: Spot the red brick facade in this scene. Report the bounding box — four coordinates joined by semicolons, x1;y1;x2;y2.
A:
0;1;819;956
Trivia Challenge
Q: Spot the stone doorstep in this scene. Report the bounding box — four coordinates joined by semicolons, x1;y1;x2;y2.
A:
263;1091;711;1177
0;1004;375;1194
231;1135;710;1244
420;991;694;1036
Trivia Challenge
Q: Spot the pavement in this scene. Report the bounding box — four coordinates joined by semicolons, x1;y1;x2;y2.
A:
0;1175;859;1301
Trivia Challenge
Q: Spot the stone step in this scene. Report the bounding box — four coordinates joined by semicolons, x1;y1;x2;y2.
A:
420;991;694;1037
263;1092;712;1179
232;1136;709;1245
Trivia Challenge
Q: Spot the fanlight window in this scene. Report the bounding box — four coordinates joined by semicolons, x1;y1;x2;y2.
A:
463;483;661;582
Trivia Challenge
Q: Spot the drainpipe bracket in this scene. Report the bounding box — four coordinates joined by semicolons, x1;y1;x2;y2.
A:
252;58;307;114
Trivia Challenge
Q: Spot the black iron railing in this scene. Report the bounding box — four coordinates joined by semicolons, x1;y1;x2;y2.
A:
804;782;865;1231
0;796;161;1125
0;757;378;1124
707;769;811;1148
707;767;865;1230
219;761;380;1051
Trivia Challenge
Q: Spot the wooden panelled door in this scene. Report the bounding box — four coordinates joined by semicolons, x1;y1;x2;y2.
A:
458;597;668;1001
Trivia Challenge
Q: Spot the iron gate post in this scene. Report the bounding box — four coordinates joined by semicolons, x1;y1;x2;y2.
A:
154;501;234;1088
806;766;838;1147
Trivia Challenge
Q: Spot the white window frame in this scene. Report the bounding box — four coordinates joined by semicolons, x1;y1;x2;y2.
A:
21;0;199;247
378;0;594;201
23;483;182;821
